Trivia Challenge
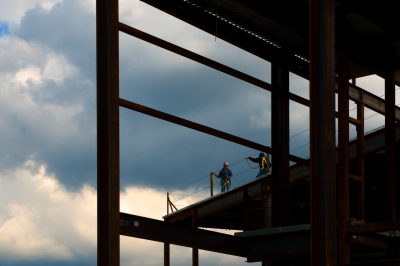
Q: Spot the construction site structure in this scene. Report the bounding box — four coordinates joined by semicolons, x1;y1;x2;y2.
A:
97;0;400;265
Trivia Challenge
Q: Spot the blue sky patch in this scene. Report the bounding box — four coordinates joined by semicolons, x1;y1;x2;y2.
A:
0;22;10;37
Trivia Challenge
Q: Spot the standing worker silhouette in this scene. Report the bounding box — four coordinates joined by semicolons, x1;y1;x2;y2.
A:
211;162;233;192
246;152;271;178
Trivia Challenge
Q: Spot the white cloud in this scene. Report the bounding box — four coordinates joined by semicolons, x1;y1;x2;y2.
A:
0;160;252;265
13;65;43;87
0;0;62;25
1;70;84;145
1;37;77;87
0;160;96;261
77;0;95;15
42;53;77;85
0;159;166;262
0;37;45;72
0;34;91;178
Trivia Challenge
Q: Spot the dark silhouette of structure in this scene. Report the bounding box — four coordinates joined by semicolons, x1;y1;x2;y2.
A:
97;1;400;265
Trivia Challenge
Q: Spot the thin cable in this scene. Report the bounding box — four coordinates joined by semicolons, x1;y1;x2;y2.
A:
172;184;210;202
170;87;400;203
171;163;255;203
172;172;210;191
290;128;309;139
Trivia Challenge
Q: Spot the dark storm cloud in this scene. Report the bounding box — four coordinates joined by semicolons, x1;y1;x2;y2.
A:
10;0;308;194
17;1;96;80
7;1;97;189
118;36;274;190
8;0;274;192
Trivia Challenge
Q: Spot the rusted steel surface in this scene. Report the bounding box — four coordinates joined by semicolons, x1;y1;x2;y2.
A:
192;210;198;266
163;124;400;230
101;1;400;264
163;176;272;227
139;1;400;120
347;220;400;234
236;224;310;261
140;0;310;79
96;0;120;265
349;235;389;250
338;260;400;266
121;213;245;256
356;102;365;220
271;53;290;226
337;22;350;264
121;213;310;260
347;83;400;120
164;243;170;266
385;67;396;221
309;0;337;265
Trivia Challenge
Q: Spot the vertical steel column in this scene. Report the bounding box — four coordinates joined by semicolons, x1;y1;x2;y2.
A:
164;243;170;266
167;192;170;215
165;194;170;266
192;210;199;266
264;181;273;228
309;0;337;265
210;173;214;196
243;189;248;230
271;50;290;226
384;55;396;221
337;19;350;264
96;0;120;265
356;100;365;220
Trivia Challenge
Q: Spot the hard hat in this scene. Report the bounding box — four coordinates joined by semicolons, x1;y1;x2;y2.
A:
223;161;229;166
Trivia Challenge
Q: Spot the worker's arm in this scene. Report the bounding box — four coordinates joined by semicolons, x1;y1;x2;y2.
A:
210;172;219;178
247;157;258;163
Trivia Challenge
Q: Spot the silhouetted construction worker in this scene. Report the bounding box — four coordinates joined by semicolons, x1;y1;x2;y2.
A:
211;162;233;192
246;152;271;178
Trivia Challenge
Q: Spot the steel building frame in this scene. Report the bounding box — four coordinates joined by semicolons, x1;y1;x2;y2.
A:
97;0;400;265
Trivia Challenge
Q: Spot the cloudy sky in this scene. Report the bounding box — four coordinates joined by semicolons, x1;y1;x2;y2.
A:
0;0;397;265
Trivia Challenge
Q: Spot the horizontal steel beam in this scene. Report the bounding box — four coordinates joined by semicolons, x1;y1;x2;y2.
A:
140;0;310;76
349;124;400;158
120;23;399;128
119;98;306;164
120;213;245;257
164;177;271;225
121;213;310;261
139;1;399;122
349;235;389;250
243;232;309;261
119;22;307;106
347;220;400;234
348;83;400;120
337;259;400;266
290;124;400;184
